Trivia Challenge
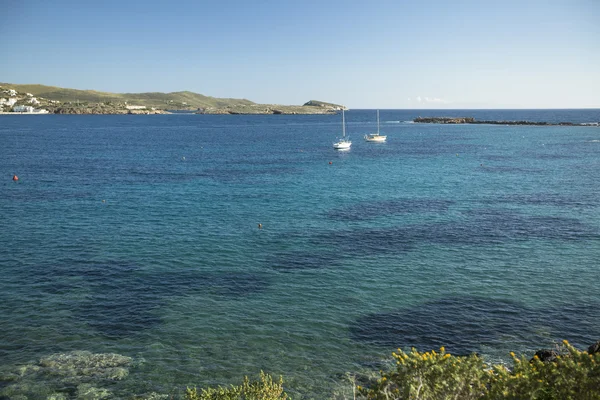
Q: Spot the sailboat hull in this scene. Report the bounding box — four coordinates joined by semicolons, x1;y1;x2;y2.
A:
364;134;387;142
333;141;352;150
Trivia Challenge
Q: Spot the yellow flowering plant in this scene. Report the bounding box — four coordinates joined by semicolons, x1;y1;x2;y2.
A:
357;340;600;400
358;347;488;400
185;371;288;400
486;340;600;400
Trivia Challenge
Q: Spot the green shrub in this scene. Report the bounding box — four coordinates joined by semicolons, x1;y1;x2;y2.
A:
358;347;487;399
358;340;600;400
486;340;600;400
185;371;288;400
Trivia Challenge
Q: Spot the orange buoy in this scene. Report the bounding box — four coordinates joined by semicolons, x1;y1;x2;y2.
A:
12;175;18;181
329;161;332;165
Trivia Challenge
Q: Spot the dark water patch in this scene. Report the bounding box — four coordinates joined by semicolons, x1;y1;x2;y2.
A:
549;303;600;349
480;165;545;174
126;169;204;184
75;290;163;338
199;165;302;183
520;148;576;160
208;273;271;297
482;154;515;161
269;251;342;272
316;227;417;256
8;261;143;298
67;263;163;338
28;261;142;284
327;199;453;221
16;261;271;338
350;296;600;354
534;153;575;160
152;270;270;298
350;297;531;353
482;193;598;208
461;209;599;242
0;187;94;203
398;143;482;158
306;209;599;260
229;157;297;167
79;269;270;337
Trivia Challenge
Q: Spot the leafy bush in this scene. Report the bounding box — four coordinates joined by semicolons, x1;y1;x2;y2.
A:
486;340;600;400
358;347;487;399
358;340;600;400
185;371;288;400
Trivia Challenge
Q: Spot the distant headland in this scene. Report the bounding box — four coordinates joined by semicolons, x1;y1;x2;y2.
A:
414;116;599;127
0;83;346;115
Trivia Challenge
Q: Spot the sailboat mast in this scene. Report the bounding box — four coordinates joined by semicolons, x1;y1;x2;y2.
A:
342;109;346;138
377;110;380;135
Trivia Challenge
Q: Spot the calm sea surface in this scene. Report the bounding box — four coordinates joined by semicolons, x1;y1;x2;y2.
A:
1;110;599;398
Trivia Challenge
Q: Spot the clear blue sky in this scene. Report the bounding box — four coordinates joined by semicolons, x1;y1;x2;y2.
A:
1;0;599;108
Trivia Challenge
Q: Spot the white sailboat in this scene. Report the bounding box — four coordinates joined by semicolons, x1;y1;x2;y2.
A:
364;110;387;142
333;109;352;150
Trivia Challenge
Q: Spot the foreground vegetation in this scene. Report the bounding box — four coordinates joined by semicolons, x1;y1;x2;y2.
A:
186;340;600;400
186;371;288;400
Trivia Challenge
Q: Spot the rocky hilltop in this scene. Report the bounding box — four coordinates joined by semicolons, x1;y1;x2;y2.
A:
1;83;345;115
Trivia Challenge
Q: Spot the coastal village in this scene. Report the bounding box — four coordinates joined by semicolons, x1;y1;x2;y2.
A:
0;85;166;115
0;86;52;114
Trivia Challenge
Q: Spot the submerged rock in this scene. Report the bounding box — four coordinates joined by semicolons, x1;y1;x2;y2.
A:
47;393;69;400
0;351;133;399
77;383;112;399
133;393;170;400
39;351;132;381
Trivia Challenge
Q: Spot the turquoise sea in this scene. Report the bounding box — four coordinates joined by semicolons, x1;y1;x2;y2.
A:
1;110;599;399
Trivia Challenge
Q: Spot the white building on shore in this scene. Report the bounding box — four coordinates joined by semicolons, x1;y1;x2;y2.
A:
13;105;36;112
0;98;18;107
11;105;49;113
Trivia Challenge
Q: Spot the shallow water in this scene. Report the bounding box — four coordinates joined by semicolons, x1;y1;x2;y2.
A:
1;110;599;398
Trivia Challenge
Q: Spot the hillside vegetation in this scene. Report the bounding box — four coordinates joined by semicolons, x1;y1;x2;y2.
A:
1;83;344;114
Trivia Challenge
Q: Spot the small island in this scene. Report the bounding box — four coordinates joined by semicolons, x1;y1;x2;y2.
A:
0;83;345;115
414;116;599;126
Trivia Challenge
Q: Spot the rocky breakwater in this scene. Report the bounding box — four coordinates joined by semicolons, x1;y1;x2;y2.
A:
0;350;166;399
414;116;598;126
414;117;475;124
